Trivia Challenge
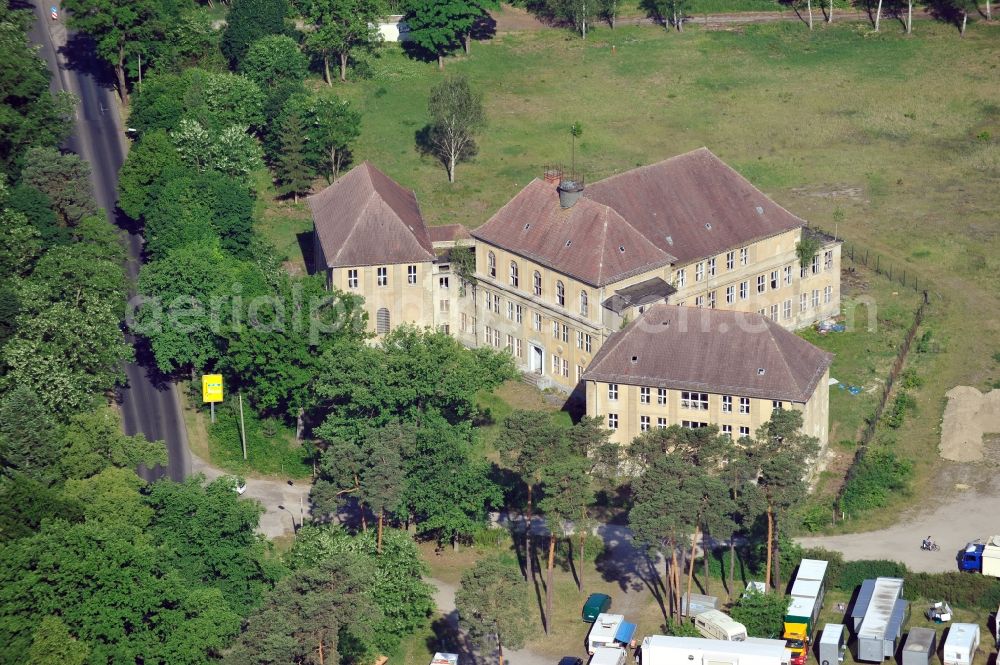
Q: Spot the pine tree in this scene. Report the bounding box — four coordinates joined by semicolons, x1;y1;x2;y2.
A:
275;112;313;203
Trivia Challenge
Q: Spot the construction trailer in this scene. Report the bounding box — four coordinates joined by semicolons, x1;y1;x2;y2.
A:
783;559;830;665
590;647;628;665
638;636;788;665
745;638;793;665
818;624;847;665
851;579;877;632
901;628;938;665
790;559;829;606
942;624;980;665
854;577;909;662
694;610;748;641
682;593;720;617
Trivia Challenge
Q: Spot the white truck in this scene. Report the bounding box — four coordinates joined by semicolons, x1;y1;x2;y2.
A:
638;635;788;665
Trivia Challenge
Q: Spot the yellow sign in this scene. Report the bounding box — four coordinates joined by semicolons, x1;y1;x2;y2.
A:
202;374;224;403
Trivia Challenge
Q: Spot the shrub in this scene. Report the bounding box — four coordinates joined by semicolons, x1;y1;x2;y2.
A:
664;618;701;637
900;368;924;390
839;448;912;516
472;525;514;550
907;572;1000;610
556;533;606;568
884;391;917;429
799;502;833;533
835;560;909;592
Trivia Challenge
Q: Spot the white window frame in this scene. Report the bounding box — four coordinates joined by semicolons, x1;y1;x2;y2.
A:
640;415;650;432
533;271;542;297
608;383;619;401
726;251;735;271
608;413;619;430
722;395;732;413
681;391;709;410
740;247;749;266
726;285;735;304
657;417;667;429
739;397;750;414
740;281;749;300
487;251;496;278
556;281;565;307
676;269;686;288
347;269;358;289
707;257;716;277
757;274;766;294
509;261;519;288
784;265;792;286
407;264;417;285
377;266;388;287
695;262;704;282
640;387;650;404
657;388;667;405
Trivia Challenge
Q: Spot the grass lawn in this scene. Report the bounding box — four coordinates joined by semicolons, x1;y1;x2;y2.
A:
265;18;997;525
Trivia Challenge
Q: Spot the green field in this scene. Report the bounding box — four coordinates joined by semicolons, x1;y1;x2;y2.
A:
296;19;996;525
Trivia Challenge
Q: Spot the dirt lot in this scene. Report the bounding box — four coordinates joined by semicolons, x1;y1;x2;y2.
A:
940;386;1000;463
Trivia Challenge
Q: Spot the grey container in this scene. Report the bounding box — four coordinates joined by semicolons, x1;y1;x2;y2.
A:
857;599;909;662
851;579;877;632
681;593;719;617
902;628;938;665
819;624;847;665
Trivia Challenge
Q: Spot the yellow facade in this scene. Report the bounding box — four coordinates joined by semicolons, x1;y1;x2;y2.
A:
583;367;830;448
469;227;840;393
327;261;436;335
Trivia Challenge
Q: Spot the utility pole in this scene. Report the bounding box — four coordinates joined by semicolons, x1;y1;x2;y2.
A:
238;392;248;460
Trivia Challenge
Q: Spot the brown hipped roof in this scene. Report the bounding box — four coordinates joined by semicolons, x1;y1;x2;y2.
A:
585;148;805;264
472;148;806;285
470;180;676;287
309;162;435;269
582;305;833;403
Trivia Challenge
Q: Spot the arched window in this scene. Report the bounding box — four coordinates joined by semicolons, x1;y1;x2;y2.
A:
487;251;496;278
509;261;519;288
376;308;390;335
580;290;589;316
533;271;542;297
556;281;565;307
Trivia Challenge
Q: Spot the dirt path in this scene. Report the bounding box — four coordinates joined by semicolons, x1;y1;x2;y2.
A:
798;465;1000;572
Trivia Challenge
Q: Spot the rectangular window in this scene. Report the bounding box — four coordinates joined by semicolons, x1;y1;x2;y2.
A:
783;299;792;320
552;321;560;339
695;262;704;282
440;299;450;313
726;285;735;304
515;338;522;358
562;359;569;378
461;312;467;332
784;265;792;286
576;365;583;382
707;291;716;309
509;262;518;288
740;247;749;266
681;392;709;410
721;424;732;438
739;397;750;414
770;270;779;290
439;324;449;335
658;388;667;405
772;400;783;413
757;274;766;294
576;331;584;349
515;304;523;323
493;294;501;313
770;304;779;320
695;295;705;308
439;276;449;289
640;415;650;432
739;426;750;438
824;250;834;270
811;255;820;275
494;329;501;348
608;383;619;400
824;285;832;304
608;413;619;430
506;301;514;320
552;354;560;373
506;334;514;353
726;251;735;271
640;387;650;404
801;264;808;279
740;281;749;300
707;257;716;277
676;269;686;288
533;312;542;332
722;395;732;413
683;420;708;429
800;293;808;312
759;308;767;317
485;325;492;344
812;289;820;307
562;324;569;343
377;266;388;287
657;417;667;429
407;265;417;285
585;335;592;353
347;269;358;289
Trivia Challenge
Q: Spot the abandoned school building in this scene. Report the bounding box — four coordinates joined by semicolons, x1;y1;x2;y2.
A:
308;147;839;446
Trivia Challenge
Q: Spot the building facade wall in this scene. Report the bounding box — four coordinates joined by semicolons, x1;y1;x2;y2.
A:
584;377;830;450
327;261;435;335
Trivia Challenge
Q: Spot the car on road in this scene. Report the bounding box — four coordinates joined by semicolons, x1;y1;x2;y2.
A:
557;658;583;665
582;593;612;623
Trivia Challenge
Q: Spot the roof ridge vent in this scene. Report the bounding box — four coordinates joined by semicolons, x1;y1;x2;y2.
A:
557;177;584;208
757;368;766;375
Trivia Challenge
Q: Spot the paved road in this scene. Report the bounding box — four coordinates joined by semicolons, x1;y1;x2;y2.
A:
28;2;190;482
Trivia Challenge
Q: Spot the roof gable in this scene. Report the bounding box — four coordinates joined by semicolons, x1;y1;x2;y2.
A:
582;305;833;402
309;162;434;268
584;148;805;264
470;179;675;287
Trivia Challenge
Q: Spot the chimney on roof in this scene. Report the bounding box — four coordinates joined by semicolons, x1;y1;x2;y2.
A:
558;177;584;209
543;167;562;185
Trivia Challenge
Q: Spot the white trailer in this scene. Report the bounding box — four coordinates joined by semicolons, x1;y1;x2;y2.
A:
639;635;788;665
694;610;748;641
943;623;980;665
590;647;628;665
588;614;636;654
982;536;1000;578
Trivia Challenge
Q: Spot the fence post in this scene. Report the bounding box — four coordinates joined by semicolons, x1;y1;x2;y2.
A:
875;255;880;273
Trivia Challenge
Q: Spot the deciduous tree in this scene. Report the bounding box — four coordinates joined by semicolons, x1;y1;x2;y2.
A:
404;0;479;69
424;75;485;183
27;617;89;665
221;0;289;68
20;147;98;226
302;0;384;83
456;555;536;665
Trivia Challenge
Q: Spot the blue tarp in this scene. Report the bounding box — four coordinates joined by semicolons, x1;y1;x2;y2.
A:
615;621;637;644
